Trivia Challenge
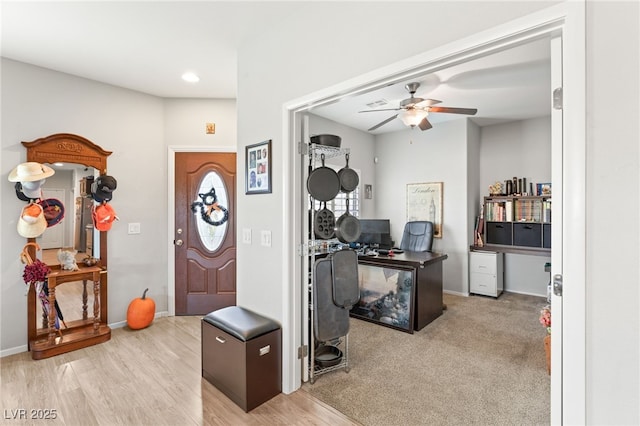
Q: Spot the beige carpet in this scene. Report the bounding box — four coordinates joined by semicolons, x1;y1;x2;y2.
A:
303;292;550;426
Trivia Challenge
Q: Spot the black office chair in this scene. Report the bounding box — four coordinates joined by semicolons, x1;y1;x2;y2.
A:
398;221;446;310
399;221;434;252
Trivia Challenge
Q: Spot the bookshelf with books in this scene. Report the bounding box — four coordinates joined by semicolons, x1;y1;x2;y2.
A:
477;195;551;254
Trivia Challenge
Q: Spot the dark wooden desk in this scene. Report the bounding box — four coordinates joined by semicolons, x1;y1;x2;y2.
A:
354;251;448;332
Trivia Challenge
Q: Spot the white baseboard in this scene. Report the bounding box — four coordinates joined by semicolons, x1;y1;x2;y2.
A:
1;311;171;358
504;289;546;298
443;289;469;297
444;289;545;299
109;310;169;329
108;320;128;329
1;345;29;358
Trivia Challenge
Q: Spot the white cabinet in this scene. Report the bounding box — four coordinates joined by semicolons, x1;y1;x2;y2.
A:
469;250;504;297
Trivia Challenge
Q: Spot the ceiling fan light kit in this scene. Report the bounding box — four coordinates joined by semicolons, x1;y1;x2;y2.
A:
360;82;478;132
399;109;428;127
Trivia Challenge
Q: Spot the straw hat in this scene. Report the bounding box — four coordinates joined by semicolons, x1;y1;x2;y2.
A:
8;162;55;182
17;203;47;238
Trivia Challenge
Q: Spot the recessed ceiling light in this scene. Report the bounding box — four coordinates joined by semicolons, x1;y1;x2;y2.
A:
182;72;200;83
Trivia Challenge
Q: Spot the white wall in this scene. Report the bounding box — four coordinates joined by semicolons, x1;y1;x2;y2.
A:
586;2;639;423
503;253;549;296
479;117;551;197
0;59;237;354
164;98;237;149
375;120;471;295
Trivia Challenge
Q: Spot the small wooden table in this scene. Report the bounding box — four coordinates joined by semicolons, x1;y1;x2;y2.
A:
29;266;111;360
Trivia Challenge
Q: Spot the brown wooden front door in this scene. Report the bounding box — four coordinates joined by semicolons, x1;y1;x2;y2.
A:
175;152;236;315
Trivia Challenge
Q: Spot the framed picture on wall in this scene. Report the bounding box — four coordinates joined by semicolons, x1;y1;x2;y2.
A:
536;182;551;196
406;182;443;238
364;184;373;199
245;140;272;194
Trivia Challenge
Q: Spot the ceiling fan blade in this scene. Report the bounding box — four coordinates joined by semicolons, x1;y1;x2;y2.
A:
368;114;398;131
418;117;433;131
414;98;442;107
428;106;478;115
358;108;401;113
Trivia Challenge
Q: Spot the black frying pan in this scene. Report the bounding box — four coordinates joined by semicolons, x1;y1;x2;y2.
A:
338;153;359;193
334;195;361;243
307;153;340;201
310;134;341;148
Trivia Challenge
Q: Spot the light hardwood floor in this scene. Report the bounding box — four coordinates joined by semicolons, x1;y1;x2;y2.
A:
1;316;359;425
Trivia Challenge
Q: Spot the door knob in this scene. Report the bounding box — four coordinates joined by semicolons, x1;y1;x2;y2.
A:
175;239;183;246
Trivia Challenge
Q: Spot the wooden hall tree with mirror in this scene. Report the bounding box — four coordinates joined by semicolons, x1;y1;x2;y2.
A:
22;133;112;360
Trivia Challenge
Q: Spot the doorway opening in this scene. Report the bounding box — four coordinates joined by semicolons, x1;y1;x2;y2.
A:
285;4;585;424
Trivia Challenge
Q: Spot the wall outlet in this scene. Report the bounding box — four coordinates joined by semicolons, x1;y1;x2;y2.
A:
242;228;252;244
128;223;141;234
261;230;272;247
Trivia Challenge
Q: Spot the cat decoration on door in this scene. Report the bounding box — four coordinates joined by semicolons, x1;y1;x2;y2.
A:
190;188;229;226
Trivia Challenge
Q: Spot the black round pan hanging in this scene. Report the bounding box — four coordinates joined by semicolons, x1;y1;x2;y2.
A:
334;195;361;243
337;153;359;193
307;153;340;201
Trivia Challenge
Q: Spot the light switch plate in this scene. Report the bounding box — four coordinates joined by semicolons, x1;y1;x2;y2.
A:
261;230;272;247
128;223;141;234
242;228;252;244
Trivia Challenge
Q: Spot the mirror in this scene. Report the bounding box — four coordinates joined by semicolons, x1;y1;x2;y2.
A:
22;133;111;341
35;164;97;328
37;164;96;257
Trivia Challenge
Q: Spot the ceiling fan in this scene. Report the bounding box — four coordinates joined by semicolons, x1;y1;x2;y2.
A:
359;82;478;131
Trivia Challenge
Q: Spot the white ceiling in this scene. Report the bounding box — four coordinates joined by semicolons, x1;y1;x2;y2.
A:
1;2;551;134
310;39;551;134
1;1;297;98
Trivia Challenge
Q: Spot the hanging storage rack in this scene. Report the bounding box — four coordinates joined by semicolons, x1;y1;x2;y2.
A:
307;142;351;383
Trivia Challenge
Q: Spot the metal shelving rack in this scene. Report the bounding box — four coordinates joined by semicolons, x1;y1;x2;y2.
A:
307;143;351;384
310;337;349;383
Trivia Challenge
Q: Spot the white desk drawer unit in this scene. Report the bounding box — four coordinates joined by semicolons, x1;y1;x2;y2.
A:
469;250;504;297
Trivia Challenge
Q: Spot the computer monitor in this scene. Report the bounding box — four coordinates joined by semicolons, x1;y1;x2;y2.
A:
358;219;393;248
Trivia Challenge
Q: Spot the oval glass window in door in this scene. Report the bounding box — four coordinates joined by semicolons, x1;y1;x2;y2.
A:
190;171;229;252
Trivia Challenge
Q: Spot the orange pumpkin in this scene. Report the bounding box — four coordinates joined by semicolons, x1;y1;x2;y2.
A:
127;288;156;330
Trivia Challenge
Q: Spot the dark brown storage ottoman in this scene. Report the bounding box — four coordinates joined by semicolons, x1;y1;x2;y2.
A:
201;306;281;412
